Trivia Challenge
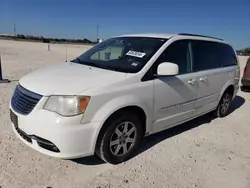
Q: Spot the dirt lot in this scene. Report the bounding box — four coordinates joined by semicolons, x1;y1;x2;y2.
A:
0;39;250;188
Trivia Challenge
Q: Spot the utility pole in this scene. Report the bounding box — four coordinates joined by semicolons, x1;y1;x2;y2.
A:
96;23;99;42
14;22;16;36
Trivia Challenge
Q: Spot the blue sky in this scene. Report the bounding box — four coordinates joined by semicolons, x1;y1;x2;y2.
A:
1;0;249;49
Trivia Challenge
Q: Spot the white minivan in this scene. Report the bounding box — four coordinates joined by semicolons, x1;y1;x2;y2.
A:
10;33;240;164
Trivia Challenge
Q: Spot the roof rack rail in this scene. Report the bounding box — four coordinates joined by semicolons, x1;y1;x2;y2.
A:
178;33;223;41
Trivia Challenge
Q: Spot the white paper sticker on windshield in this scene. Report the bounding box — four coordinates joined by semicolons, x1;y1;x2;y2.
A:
131;62;139;66
126;50;146;58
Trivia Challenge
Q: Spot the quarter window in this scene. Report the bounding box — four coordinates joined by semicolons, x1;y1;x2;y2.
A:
217;43;237;66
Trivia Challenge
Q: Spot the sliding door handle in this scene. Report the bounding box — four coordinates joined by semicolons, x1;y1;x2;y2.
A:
188;79;196;85
199;77;208;82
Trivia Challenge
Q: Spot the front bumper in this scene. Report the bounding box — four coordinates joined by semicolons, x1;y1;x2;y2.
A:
10;101;103;159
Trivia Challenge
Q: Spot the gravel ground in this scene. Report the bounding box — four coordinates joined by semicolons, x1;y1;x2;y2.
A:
0;39;250;188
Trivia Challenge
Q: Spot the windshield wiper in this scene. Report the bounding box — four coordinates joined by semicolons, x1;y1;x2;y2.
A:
83;61;106;69
74;60;112;70
71;59;126;72
70;58;81;63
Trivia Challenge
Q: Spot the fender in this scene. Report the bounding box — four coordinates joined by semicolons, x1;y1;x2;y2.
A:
218;80;235;103
91;95;153;133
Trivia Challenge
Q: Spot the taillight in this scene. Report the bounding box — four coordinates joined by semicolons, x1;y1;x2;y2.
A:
244;66;247;75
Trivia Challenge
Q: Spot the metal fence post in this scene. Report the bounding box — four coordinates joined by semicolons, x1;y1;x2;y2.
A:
0;55;10;83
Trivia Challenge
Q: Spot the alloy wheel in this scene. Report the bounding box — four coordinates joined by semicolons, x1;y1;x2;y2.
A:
220;93;231;114
109;121;137;156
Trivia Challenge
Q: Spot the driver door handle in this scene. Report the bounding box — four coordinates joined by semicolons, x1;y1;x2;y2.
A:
188;79;196;85
199;77;208;82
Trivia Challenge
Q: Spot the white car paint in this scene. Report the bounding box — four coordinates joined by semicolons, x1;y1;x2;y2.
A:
157;62;179;76
10;33;240;159
153;72;198;132
194;67;236;116
19;63;127;96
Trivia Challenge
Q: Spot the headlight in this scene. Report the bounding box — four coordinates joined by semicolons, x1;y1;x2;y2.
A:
44;96;90;116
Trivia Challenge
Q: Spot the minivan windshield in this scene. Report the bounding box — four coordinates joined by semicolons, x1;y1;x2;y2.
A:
71;37;167;73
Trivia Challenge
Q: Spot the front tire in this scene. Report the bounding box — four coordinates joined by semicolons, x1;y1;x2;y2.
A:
95;112;143;164
215;91;232;117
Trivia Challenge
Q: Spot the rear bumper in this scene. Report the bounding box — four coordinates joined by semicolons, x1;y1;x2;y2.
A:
233;84;239;99
241;77;250;87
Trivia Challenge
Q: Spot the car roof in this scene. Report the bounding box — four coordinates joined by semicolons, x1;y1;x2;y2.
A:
119;33;225;43
120;33;177;39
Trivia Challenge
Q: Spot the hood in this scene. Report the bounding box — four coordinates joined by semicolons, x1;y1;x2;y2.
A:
19;62;127;96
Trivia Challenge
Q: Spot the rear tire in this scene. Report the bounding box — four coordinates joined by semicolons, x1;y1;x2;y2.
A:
215;90;233;118
95;112;143;164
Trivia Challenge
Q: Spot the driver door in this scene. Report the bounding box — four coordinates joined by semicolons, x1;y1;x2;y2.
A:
152;40;198;132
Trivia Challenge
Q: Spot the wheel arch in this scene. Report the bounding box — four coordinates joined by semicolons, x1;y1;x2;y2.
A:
219;82;235;102
94;105;148;152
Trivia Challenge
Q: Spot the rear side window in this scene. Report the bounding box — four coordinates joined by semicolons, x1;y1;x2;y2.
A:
217;43;237;66
192;40;221;71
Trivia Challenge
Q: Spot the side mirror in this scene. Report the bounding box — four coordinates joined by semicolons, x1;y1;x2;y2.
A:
157;62;179;76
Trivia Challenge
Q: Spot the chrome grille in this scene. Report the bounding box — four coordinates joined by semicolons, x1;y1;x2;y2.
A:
11;85;42;115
